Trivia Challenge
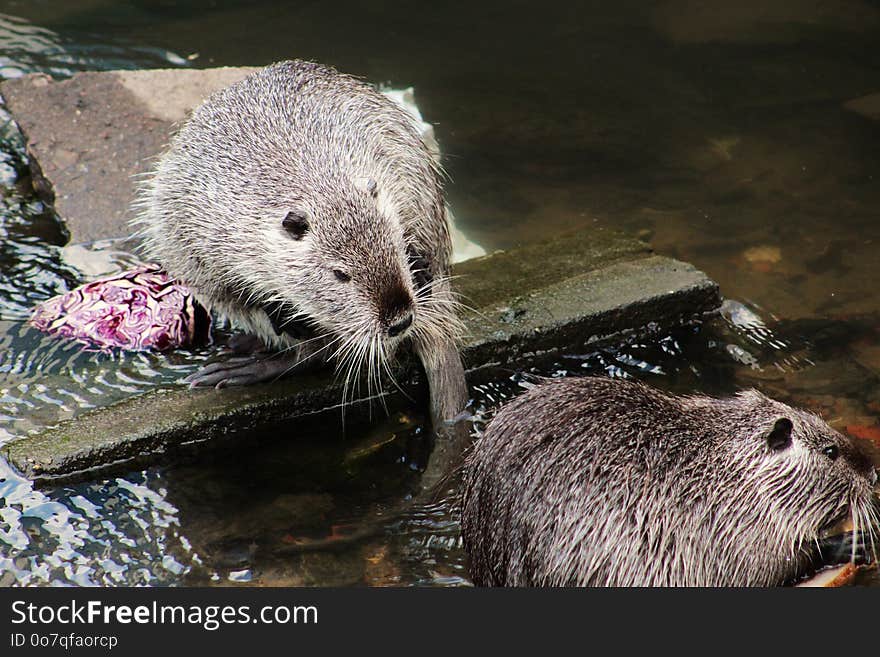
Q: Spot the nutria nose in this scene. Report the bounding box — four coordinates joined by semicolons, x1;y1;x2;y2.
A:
387;313;413;337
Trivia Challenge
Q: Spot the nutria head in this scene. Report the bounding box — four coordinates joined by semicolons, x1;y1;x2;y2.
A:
273;191;415;333
461;377;879;586
692;389;879;584
261;177;463;390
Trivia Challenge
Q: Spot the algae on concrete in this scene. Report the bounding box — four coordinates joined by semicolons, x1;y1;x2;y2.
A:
3;229;720;485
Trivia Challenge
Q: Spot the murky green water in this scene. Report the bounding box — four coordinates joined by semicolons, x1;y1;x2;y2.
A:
0;1;878;586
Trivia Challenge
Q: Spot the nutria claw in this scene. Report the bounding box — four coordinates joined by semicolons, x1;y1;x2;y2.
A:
184;353;303;389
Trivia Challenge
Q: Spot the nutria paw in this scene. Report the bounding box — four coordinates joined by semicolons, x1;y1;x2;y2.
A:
184;353;304;389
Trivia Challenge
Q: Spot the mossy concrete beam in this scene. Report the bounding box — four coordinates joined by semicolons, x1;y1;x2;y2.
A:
3;230;720;485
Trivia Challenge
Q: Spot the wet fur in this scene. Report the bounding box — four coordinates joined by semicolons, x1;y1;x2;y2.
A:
134;60;466;422
461;376;879;586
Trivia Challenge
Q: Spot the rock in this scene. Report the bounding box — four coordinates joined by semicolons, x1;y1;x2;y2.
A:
362;544;401;586
1;68;259;243
844;93;880;121
742;245;781;272
850;339;880;375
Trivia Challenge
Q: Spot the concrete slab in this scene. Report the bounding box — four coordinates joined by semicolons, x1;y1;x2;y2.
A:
3;229;720;485
1;67;258;243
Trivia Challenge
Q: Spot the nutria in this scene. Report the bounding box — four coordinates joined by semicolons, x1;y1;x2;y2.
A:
135;60;466;426
461;376;879;586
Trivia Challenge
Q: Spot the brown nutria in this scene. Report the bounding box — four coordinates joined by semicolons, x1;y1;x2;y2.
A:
135;60;466;426
461;376;879;586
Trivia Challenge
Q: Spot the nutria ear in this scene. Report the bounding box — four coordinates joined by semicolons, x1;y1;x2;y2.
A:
767;418;793;451
282;210;309;239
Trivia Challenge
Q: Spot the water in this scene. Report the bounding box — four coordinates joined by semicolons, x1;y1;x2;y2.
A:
0;1;878;586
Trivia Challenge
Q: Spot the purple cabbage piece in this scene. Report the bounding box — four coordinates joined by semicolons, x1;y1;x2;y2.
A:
30;264;212;352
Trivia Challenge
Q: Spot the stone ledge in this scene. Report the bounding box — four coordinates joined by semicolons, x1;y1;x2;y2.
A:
3;229;720;485
1;67;259;243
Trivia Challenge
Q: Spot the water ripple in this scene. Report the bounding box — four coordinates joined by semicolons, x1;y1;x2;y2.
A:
0;12;186;80
0;460;199;586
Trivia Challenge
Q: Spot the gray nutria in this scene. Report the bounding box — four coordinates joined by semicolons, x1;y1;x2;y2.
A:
135;60;466;426
461;376;879;586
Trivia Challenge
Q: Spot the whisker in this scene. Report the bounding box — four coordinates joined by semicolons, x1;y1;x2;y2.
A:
852;499;859;565
379;346;412;404
267;331;333;358
269;332;343;383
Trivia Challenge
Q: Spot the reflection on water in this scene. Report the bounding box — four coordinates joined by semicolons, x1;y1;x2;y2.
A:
5;307;878;587
0;318;210;441
0;1;878;586
0;460;191;586
0;119;72;321
0;12;185;79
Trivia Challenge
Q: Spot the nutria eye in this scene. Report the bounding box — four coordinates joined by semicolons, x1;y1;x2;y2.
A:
282;211;309;239
333;269;351;283
766;417;793;451
823;445;839;461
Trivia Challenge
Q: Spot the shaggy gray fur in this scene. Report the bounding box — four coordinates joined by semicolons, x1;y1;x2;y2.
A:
135;60;466;423
461;376;879;586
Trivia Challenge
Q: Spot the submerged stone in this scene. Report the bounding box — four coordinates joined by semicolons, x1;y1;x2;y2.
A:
844;92;880;121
